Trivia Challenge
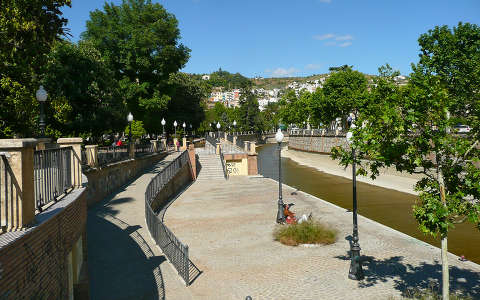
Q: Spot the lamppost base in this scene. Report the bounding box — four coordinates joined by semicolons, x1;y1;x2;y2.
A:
348;246;364;280
276;201;285;224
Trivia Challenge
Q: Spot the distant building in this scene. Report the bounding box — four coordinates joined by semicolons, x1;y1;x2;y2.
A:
202;74;210;80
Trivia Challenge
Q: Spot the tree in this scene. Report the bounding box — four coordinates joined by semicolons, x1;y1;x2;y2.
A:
125;120;146;141
81;0;190;133
322;67;369;128
0;0;71;137
43;40;125;139
164;72;208;134
332;23;480;299
238;89;263;132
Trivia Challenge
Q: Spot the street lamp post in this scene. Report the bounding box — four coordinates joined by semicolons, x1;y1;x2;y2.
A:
189;124;192;137
161;118;166;137
233;120;237;136
216;122;221;140
36;86;48;137
275;129;285;223
127;112;133;144
182;122;186;138
174;120;178;137
346;123;364;280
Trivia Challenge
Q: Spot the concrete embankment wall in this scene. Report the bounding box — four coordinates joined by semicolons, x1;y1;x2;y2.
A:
84;152;168;207
288;135;348;154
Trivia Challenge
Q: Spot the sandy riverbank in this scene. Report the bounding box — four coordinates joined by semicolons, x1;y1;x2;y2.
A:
281;146;422;195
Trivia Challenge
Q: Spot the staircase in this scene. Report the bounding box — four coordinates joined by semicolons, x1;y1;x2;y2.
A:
195;150;226;181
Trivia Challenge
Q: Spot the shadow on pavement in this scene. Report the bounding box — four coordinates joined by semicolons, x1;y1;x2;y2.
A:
335;236;480;299
88;212;166;300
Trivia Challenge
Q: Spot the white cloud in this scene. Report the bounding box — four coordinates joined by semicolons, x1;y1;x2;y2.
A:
313;33;335;40
305;63;322;70
267;67;299;77
314;33;354;47
336;34;353;41
318;0;332;3
339;42;352;47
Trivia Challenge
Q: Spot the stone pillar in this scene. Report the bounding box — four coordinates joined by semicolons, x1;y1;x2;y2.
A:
0;138;38;230
216;142;220;155
129;143;135;159
182;137;187;151
224;132;227;140
36;137;51;150
187;144;196;180
150;140;158;152
233;136;237;146
247;154;258;175
160;138;167;151
174;138;178;151
249;141;256;155
57;138;83;188
244;141;249;153
85;145;98;168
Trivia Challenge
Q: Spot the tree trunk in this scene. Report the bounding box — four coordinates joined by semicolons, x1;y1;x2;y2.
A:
439;170;449;300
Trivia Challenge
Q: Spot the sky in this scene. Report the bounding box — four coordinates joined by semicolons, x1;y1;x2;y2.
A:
62;0;480;78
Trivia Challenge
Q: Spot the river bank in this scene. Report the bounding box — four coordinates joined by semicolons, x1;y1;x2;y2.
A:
282;146;421;195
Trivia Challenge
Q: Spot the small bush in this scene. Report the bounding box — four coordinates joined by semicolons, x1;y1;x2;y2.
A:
273;220;338;246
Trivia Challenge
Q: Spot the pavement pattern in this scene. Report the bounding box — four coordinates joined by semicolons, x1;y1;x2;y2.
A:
87;151;480;300
165;175;480;300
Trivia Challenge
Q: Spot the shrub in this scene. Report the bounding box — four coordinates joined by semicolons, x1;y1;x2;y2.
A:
273;220;337;246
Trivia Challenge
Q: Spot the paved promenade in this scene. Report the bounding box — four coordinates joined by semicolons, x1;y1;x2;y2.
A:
87;152;188;300
166;176;480;299
87;152;480;300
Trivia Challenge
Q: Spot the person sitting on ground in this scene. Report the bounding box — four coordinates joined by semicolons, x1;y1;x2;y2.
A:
283;204;311;224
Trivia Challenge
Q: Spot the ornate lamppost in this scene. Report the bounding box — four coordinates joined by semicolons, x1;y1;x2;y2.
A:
182;122;186;138
174;120;178;137
233;120;237;136
36;86;48;137
216;122;221;140
161;118;166;137
346;122;364;280
127;112;133;144
275;128;285;223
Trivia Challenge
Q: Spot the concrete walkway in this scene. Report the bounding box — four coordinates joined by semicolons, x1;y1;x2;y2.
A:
165;176;480;300
87;152;188;300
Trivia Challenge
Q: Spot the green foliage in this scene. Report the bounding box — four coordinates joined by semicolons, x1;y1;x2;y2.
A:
238;89;263;132
163;72;208;134
0;0;71;137
125;120;146;140
208;68;251;89
322;67;369;125
43;40;125;138
273;220;337;246
331;23;480;239
81;0;190;133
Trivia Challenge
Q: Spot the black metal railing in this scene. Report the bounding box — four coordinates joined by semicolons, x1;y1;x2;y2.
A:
34;147;73;212
206;133;218;145
98;145;130;166
145;151;200;286
1;153;18;232
219;145;229;180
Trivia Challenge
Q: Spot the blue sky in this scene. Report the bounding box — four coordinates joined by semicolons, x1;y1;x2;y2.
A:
62;0;479;78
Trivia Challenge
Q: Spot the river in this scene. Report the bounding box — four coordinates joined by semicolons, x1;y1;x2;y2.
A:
257;143;480;264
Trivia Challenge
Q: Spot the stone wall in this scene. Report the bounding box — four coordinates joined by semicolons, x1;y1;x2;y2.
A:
84;152;168;207
0;185;88;300
288;134;349;154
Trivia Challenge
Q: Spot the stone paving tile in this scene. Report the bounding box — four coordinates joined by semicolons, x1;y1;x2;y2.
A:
165;175;480;300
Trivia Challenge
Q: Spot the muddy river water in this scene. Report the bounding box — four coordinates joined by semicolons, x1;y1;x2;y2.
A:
257;143;480;264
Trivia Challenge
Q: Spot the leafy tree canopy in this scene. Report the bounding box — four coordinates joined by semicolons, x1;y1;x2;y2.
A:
0;0;71;137
43;40;125;139
81;0;190;133
208;68;252;89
